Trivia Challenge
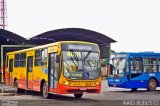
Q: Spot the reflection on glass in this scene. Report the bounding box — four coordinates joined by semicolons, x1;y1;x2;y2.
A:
109;54;127;78
63;51;100;80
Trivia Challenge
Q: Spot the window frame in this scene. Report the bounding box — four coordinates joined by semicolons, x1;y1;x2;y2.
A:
34;49;41;66
143;57;158;73
41;48;48;66
34;49;48;66
14;53;20;67
20;52;26;67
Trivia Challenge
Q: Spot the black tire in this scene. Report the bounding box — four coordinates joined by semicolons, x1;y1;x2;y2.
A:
19;89;25;94
131;88;138;91
147;79;157;91
74;94;83;98
42;82;51;99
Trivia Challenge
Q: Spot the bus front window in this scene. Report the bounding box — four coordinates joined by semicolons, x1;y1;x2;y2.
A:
63;51;100;80
110;58;126;78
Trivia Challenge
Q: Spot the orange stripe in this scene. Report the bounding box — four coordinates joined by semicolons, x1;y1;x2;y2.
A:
27;80;33;89
18;80;27;89
49;88;57;93
32;81;41;91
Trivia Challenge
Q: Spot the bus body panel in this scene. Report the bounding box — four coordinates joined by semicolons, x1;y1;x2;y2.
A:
108;77;148;88
5;41;101;95
57;83;101;94
108;52;160;89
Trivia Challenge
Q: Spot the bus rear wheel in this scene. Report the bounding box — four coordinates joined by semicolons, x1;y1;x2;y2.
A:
42;82;51;99
74;93;83;98
147;79;157;91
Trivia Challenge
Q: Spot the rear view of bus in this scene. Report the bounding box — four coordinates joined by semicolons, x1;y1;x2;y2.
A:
108;52;160;91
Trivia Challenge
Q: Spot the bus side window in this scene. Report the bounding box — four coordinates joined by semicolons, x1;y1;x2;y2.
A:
151;58;157;72
131;61;136;70
143;58;157;73
35;50;41;66
20;53;26;67
41;49;47;66
131;58;142;73
14;54;20;67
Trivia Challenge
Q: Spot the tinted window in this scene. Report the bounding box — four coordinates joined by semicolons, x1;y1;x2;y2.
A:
34;50;41;66
14;54;20;67
20;53;26;67
143;58;158;72
34;49;48;66
9;59;13;72
41;49;47;66
28;56;33;72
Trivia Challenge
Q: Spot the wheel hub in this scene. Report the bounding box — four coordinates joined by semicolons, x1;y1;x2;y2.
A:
150;81;156;88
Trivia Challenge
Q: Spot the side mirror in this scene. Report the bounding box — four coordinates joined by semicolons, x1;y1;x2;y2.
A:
56;55;60;63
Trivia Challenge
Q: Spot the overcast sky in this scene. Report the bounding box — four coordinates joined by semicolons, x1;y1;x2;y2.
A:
6;0;160;52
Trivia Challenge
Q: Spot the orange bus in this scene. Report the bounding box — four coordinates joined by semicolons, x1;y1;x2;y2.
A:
5;41;101;98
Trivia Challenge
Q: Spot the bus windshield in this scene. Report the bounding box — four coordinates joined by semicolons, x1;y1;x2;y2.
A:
62;51;100;80
109;54;127;78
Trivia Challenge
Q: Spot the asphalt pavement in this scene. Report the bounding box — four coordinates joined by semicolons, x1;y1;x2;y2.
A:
0;80;160;106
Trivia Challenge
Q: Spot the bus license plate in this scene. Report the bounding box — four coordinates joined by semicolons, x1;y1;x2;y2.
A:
71;82;85;86
85;82;95;86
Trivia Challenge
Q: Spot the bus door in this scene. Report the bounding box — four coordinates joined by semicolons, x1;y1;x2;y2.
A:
9;59;13;85
26;56;33;89
48;53;58;92
130;58;143;79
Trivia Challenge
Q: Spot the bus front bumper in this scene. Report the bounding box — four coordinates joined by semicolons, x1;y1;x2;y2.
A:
107;77;128;88
57;83;101;94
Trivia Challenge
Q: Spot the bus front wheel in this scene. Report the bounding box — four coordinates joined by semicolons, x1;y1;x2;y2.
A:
74;93;83;98
147;79;157;91
42;82;51;99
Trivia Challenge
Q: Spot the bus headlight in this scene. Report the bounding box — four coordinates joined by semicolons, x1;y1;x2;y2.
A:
96;81;99;85
64;81;70;85
96;81;100;85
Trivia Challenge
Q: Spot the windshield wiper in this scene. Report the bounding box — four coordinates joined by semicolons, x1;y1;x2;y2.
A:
84;51;91;60
84;51;95;71
70;49;79;61
69;49;79;69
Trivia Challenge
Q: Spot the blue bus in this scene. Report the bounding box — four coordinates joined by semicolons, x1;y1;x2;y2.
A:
107;52;160;91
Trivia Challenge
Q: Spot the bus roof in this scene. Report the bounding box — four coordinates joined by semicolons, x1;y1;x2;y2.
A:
7;41;98;55
113;52;160;57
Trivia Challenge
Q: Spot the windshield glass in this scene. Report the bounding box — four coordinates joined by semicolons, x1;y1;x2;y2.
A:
63;51;100;80
109;54;127;78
